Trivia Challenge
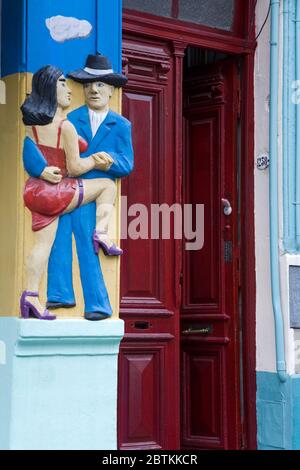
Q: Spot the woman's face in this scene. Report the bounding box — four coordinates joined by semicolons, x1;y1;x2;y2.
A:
56;75;72;109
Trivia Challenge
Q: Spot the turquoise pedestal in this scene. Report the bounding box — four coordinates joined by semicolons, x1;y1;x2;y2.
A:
0;318;124;450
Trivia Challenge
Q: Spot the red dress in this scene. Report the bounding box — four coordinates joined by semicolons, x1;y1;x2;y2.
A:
24;120;88;231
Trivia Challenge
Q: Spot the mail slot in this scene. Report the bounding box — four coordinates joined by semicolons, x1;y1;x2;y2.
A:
133;321;151;330
182;325;213;335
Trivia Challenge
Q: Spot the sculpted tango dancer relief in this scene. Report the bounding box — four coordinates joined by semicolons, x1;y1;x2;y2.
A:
20;53;134;321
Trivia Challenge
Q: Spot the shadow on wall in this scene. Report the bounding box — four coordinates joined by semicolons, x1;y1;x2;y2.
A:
0;340;6;365
0;80;6;104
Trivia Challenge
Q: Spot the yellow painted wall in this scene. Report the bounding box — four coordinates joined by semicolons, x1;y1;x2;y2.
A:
0;74;26;315
0;73;121;318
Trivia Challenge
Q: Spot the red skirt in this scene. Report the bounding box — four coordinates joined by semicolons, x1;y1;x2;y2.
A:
24;177;78;231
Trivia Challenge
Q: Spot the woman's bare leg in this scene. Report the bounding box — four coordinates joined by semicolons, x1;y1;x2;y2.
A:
64;178;117;246
26;219;58;313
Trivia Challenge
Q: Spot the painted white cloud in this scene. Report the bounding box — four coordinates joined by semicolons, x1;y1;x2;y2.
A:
45;15;92;43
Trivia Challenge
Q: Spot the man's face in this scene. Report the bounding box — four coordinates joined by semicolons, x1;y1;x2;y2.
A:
83;81;114;111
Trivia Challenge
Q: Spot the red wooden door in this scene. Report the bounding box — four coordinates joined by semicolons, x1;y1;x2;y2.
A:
118;35;180;450
118;31;242;449
181;59;241;450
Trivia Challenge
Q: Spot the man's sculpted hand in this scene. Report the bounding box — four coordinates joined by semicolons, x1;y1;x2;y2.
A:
40;166;62;184
92;152;114;171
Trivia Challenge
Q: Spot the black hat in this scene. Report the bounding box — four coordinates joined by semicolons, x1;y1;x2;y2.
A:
67;53;127;87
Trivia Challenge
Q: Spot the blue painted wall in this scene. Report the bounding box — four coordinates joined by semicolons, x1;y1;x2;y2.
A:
1;0;122;77
292;375;300;448
257;372;300;450
282;0;297;252
1;0;27;75
0;318;19;449
257;372;292;449
98;0;123;73
0;318;124;450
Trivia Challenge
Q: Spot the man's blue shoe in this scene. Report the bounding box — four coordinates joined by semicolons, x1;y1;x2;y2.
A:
46;302;76;309
84;312;110;321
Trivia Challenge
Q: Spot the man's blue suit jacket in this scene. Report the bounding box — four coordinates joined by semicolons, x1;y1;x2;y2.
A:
23;107;134;314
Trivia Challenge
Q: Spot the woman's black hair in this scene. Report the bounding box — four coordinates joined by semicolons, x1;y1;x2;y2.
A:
21;65;63;126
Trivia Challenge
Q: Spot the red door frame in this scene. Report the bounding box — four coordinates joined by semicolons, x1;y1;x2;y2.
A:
123;1;257;449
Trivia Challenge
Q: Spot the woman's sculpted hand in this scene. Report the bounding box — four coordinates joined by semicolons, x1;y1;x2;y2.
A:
40;166;62;184
92;152;114;171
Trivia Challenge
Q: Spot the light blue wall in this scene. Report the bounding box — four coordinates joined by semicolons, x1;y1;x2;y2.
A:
257;372;292;449
257;372;300;450
0;318;18;449
283;0;297;252
0;318;124;450
292;376;300;448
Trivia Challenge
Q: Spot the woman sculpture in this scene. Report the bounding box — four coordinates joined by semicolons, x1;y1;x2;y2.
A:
20;65;121;320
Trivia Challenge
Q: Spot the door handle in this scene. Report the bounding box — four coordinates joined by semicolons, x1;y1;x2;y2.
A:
221;198;232;216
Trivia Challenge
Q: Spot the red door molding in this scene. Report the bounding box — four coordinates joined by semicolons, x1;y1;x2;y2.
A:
123;0;256;55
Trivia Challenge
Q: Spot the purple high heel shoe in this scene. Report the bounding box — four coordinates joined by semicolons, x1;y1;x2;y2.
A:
20;291;56;320
93;230;123;256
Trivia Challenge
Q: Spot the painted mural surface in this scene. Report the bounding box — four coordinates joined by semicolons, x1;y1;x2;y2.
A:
3;1;134;321
21;53;133;321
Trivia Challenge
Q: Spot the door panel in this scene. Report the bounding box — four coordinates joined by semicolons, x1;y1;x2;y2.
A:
182;345;225;447
184;112;221;307
119;344;164;449
121;90;161;305
181;60;241;450
118;35;180;450
121;40;175;316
